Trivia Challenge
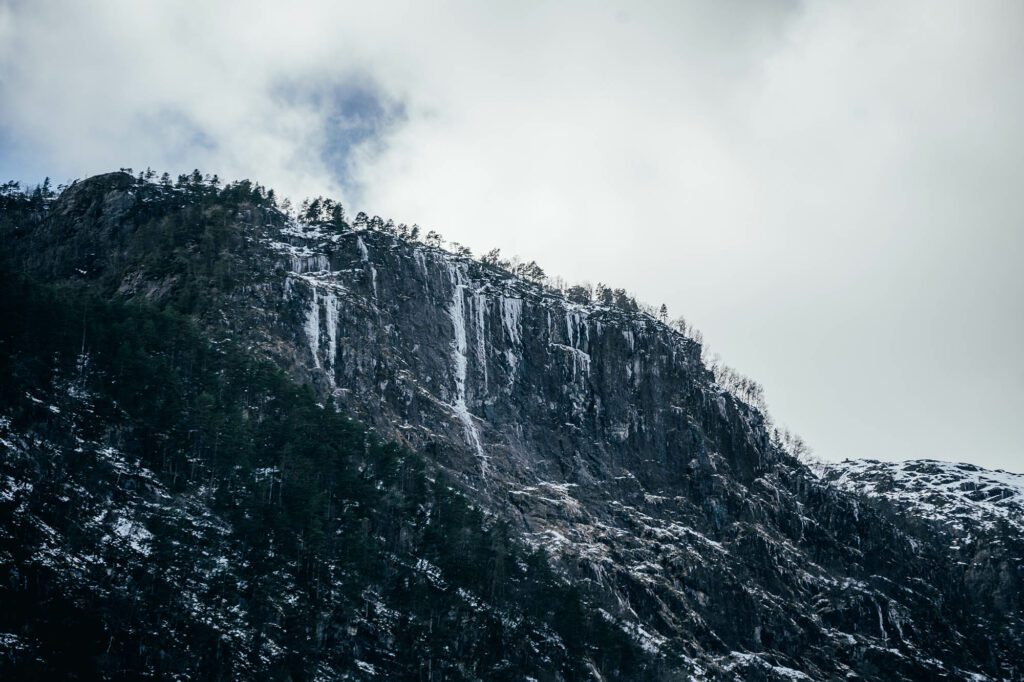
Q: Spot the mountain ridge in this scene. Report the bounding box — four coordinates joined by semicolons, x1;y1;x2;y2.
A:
1;171;1020;680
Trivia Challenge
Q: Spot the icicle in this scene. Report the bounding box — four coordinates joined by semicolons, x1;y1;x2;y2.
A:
474;290;488;394
888;604;904;641
501;296;523;383
323;290;338;387
303;282;340;385
291;253;329;274
446;262;488;473
501;296;523;346
305;287;321;370
353;236;377;297
413;249;431;296
562;345;591;381
564;310;585;350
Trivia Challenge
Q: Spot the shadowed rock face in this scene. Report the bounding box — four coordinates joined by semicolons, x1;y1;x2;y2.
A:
275;221;731;483
4;172;1021;680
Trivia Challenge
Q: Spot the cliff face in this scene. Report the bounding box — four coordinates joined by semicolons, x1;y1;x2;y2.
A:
819;459;1024;630
3;172;1021;680
270;219;759;486
261;212;1023;680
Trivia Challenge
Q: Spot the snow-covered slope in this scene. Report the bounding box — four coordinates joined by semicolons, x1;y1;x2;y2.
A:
817;459;1024;535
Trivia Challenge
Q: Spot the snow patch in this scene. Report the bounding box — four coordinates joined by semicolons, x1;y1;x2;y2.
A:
819;459;1024;534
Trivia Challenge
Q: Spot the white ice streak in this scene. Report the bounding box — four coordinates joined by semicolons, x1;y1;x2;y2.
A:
355;236;378;297
622;329;635;352
501;296;523;383
323;289;339;387
292;253;329;274
305;287;321;370
565;310;589;353
474;290;488;393
414;248;428;274
558;310;591;379
551;343;591;380
446;262;488;473
303;285;340;386
265;239;331;274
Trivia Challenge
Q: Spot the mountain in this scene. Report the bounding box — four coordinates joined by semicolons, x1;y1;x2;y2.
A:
818;459;1024;538
0;171;1020;680
818;458;1023;645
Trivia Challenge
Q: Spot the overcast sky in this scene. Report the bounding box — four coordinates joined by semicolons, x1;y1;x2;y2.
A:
1;1;1021;471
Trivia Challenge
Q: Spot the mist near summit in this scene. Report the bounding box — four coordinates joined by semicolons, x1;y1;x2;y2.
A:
1;0;1021;470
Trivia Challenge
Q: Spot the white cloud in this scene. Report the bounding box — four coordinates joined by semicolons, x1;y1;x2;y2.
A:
1;0;1021;469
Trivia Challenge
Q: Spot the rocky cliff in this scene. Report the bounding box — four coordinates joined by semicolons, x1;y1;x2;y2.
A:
1;172;1021;680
